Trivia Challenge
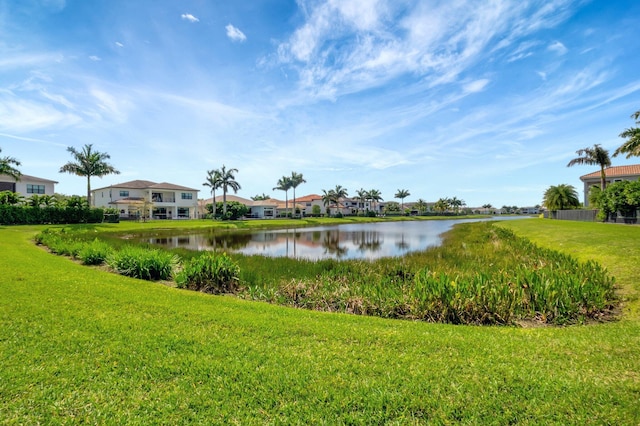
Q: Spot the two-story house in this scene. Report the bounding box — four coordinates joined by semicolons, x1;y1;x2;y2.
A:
92;180;199;219
580;164;640;206
0;174;57;198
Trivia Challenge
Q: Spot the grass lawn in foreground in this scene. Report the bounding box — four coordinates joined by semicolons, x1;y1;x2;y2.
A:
1;219;639;424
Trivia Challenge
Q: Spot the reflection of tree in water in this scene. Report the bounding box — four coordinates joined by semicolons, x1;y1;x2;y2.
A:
322;230;348;258
205;230;254;250
353;230;382;252
395;233;410;251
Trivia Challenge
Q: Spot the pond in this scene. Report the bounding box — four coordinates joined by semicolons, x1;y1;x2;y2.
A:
138;217;528;261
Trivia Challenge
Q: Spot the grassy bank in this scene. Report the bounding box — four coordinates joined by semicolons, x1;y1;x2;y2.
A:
1;219;640;423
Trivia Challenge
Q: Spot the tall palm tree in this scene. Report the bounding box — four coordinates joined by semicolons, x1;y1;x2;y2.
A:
332;185;348;215
567;144;611;191
434;198;450;213
614;110;640;159
0;148;22;181
273;176;292;217
367;189;383;215
203;168;222;219
321;188;335;216
218;165;241;216
414;198;428;214
59;144;120;207
543;184;580;211
289;171;306;217
356;188;368;214
449;196;464;215
394;189;410;211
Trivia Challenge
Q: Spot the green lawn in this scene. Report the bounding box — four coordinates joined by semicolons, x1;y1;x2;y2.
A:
1;219;639;424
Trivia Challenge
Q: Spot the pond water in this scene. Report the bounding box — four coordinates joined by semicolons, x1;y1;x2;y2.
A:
138;217;527;260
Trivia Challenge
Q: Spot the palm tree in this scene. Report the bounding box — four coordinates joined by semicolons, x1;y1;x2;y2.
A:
203;169;222;219
414;198;428;214
218;165;241;216
251;193;271;201
543;184;580;211
567;144;611;191
394;189;410;212
356;188;368;214
434;198;450;214
273;176;292;217
332;185;348;215
367;189;383;215
321;188;335;216
449;196;464;215
0;148;21;181
289;171;306;217
614;110;640;159
59;144;120;207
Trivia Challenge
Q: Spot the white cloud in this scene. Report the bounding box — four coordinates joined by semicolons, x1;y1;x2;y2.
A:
0;98;81;132
537;71;547;80
548;41;568;55
181;13;199;23
115;42;124;48
463;79;489;94
225;24;247;42
89;55;101;61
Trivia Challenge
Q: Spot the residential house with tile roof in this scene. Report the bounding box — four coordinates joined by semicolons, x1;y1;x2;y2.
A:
0;174;58;198
579;164;640;206
92;180;199;219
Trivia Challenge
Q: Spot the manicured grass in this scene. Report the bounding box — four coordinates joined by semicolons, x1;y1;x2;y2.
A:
1;219;640;423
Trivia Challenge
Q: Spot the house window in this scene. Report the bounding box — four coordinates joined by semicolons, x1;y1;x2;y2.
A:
27;184;45;194
181;192;193;200
120;190;129;197
178;207;189;218
152;193;163;202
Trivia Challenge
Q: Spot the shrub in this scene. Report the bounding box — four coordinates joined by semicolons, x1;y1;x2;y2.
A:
176;252;240;294
78;239;114;265
107;246;178;281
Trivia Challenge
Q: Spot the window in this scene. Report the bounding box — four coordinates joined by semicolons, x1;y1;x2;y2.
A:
178;207;189;218
181;192;193;200
119;190;129;197
27;184;45;194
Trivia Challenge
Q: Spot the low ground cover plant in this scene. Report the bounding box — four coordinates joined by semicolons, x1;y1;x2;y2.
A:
35;222;617;325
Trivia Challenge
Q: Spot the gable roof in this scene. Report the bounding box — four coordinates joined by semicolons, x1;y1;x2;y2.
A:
93;180;198;192
293;194;323;202
580;164;640;181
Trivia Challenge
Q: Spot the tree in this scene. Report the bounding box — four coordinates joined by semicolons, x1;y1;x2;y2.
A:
332;185;348;216
543;184;580;211
356;188;368;214
567;144;611;191
599;180;640;219
367;189;383;215
59;144;120;207
434;198;450;213
273;176;292;217
394;189;410;211
289;171;306;217
203;169;222;219
614;110;640;159
321;188;335;216
218;165;241;217
251;193;271;201
414;198;428;214
449;196;464;214
0;148;21;181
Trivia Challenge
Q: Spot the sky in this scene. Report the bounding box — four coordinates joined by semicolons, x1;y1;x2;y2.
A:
1;0;639;208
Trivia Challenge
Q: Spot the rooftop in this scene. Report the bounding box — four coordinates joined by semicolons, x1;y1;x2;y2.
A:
580;164;640;180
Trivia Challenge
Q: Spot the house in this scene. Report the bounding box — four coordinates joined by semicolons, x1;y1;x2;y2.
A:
199;194;280;219
92;180;199;219
580;164;640;206
0;174;57;197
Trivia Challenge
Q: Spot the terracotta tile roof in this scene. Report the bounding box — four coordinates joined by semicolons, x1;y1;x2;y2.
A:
580;164;640;180
293;194;323;202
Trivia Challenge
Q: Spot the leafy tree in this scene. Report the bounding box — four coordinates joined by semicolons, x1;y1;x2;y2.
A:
0;148;21;181
599;179;640;219
449;196;464;214
434;198;450;213
59;144;120;207
567;144;611;191
356;188;368;214
332;185;348;216
203;169;222;219
482;203;493;209
394;189;410;211
0;191;23;205
543;184;580;211
289;171;306;217
206;201;248;220
321;188;335;216
614;110;640;159
384;201;401;214
588;185;603;209
218;165;241;217
273;176;292;217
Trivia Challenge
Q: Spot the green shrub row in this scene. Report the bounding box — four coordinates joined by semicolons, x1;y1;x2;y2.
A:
0;205;109;225
35;229;240;286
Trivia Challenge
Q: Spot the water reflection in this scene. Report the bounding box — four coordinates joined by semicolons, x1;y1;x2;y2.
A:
140;217;525;260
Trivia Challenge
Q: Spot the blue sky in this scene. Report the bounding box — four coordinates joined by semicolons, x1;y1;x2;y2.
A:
1;0;639;207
